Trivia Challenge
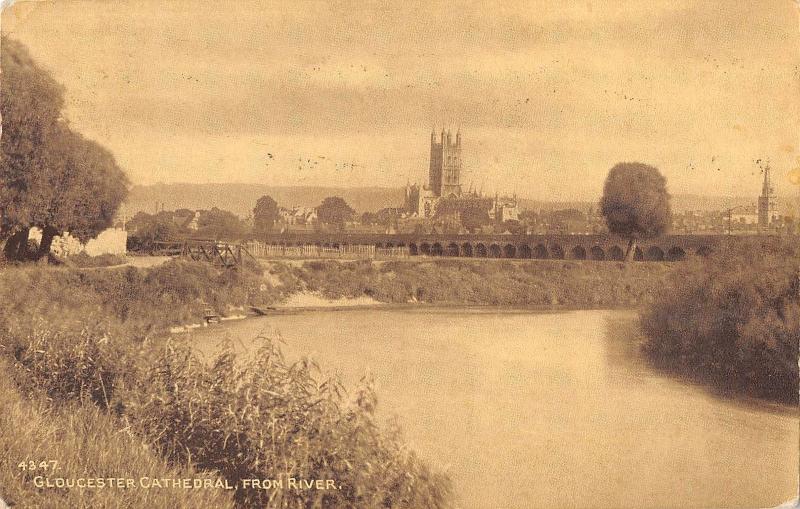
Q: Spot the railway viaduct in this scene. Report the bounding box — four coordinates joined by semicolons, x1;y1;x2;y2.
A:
255;233;773;261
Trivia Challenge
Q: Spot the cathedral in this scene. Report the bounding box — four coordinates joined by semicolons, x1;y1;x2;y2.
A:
405;129;517;222
405;128;464;217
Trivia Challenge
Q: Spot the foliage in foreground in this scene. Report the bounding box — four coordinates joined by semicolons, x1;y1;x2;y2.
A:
129;337;451;508
0;360;234;509
640;238;799;403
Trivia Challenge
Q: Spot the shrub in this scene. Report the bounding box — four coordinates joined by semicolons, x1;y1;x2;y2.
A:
0;260;280;341
291;259;671;307
640;238;799;402
9;322;121;408
128;336;452;508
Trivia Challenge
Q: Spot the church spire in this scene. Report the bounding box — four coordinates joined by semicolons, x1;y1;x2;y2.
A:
761;163;772;197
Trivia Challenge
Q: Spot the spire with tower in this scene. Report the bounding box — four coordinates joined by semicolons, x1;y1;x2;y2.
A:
758;161;776;228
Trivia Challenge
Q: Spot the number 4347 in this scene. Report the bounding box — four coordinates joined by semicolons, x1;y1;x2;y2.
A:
17;460;58;471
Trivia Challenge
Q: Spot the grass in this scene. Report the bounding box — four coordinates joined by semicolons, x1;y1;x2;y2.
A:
287;258;675;308
0;360;235;509
62;252;129;268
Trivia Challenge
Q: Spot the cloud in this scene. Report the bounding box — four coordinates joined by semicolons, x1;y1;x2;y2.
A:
3;0;798;200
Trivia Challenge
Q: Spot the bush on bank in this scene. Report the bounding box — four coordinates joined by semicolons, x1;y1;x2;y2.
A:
128;337;451;508
62;252;128;268
640;239;800;403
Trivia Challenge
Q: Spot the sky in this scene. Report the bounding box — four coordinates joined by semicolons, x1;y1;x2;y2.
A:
2;0;799;200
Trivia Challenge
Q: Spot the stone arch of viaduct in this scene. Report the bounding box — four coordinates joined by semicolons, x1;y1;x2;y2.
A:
256;233;756;261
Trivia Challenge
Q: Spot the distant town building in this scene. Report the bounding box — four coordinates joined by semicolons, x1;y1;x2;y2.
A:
279;206;317;226
758;164;777;228
187;210;201;231
29;226;127;257
731;205;759;226
490;195;520;223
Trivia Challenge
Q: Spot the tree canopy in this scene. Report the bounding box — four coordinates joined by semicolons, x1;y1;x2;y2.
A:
0;37;129;260
600;162;671;246
126;211;188;252
459;207;490;233
195;207;246;241
316;196;354;227
252;195;279;237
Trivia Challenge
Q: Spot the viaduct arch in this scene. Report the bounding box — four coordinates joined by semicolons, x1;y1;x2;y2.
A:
253;233;772;261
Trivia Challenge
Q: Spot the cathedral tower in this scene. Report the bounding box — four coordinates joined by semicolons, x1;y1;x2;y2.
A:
429;128;462;197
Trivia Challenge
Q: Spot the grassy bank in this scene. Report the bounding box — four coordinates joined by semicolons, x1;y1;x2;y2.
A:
640;239;799;404
0;259;276;341
0;260;451;508
277;258;675;308
0;361;234;509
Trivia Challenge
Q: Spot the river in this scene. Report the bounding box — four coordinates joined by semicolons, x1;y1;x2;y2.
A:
186;308;798;509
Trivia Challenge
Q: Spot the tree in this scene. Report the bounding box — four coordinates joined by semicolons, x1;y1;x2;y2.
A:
252;195;279;237
195;207;246;240
1;37;65;259
34;129;128;257
126;211;183;252
360;211;378;225
0;37;128;261
600;162;671;261
460;207;490;233
316;196;354;229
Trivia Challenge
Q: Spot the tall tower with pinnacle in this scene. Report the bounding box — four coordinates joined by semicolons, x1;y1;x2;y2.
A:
428;127;462;197
758;163;776;228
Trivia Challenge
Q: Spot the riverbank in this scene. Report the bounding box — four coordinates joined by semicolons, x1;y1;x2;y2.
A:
0;260;452;508
268;258;676;308
0;255;793;507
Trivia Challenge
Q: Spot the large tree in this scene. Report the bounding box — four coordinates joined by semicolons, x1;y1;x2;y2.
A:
126;211;186;252
0;37;129;261
252;195;279;237
34;129;128;257
599;162;671;261
195;207;246;241
1;37;65;259
316;196;354;229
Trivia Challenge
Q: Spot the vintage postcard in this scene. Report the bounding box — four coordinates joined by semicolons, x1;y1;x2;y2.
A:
0;1;798;508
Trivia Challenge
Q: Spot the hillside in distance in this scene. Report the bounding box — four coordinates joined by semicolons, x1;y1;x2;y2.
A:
124;183;406;217
123;183;795;217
